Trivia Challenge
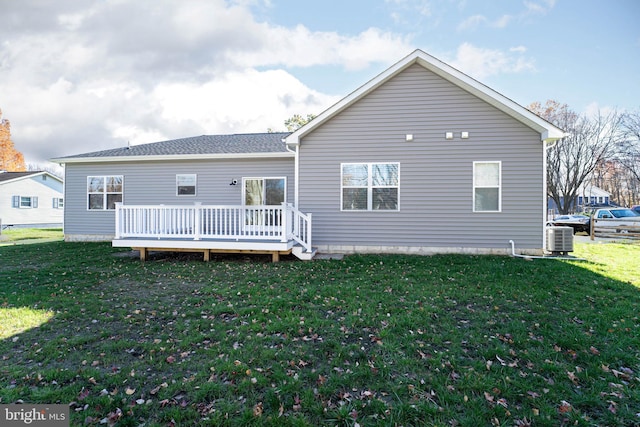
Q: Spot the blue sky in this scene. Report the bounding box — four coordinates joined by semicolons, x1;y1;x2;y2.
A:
258;0;639;110
0;0;638;164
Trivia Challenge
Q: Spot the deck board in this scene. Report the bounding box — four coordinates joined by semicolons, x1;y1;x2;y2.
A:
113;237;296;262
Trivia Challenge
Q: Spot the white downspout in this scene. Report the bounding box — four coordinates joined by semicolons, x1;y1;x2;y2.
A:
285;140;299;208
542;139;550;251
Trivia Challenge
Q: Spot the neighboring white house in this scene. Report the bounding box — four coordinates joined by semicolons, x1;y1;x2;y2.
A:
577;185;612;208
0;171;64;228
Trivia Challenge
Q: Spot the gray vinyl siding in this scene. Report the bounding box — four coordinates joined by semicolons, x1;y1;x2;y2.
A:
64;158;294;239
298;64;545;251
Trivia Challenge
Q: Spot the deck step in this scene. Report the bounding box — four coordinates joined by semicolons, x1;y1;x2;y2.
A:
292;246;317;260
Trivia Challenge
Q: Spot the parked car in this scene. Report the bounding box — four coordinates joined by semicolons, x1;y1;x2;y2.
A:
547;215;590;233
592;208;640;233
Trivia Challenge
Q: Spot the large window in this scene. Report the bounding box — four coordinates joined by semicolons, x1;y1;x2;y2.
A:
177;174;196;196
341;163;399;211
473;161;501;212
88;176;123;210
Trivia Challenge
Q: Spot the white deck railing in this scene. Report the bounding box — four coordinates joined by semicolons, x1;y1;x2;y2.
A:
114;203;313;252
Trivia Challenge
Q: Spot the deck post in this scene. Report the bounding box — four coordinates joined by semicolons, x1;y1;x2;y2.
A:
115;202;122;239
280;203;289;243
306;212;312;252
194;202;202;240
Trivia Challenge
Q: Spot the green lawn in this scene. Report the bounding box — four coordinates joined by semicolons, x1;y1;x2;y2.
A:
0;240;639;426
0;227;63;243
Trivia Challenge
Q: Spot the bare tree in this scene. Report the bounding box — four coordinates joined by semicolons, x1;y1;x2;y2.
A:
618;110;640;197
27;162;64;178
529;100;624;214
592;159;638;207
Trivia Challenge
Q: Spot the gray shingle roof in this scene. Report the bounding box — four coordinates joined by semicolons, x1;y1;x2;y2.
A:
55;132;292;160
0;171;43;183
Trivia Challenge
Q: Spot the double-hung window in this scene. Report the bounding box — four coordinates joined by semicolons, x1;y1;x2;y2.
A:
473;161;501;212
88;176;123;210
12;196;38;208
341;163;399;211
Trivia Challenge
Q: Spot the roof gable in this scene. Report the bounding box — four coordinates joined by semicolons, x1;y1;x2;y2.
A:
286;49;565;146
51;132;292;164
0;171;62;185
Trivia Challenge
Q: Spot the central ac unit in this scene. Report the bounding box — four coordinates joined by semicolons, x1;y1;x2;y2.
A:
546;226;574;254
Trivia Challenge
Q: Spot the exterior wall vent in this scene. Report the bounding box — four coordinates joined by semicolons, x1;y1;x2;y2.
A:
546;226;574;254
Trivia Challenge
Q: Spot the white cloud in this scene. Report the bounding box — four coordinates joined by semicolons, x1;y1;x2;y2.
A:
458;13;511;31
457;15;486;31
492;14;512;28
231;26;411;71
449;43;535;79
0;0;410;163
151;69;339;140
510;46;527;53
524;0;556;15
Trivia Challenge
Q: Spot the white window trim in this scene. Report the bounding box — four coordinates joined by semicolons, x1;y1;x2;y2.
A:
340;162;400;212
176;174;197;196
473;161;502;213
53;197;64;209
87;175;124;211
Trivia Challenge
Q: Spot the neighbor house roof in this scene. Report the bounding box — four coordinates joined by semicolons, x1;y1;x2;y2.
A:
0;171;62;185
285;49;566;146
578;185;611;197
51;132;293;164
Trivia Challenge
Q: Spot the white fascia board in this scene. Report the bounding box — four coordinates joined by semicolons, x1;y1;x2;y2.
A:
50;151;294;165
412;53;565;142
0;171;62;185
285;49;565;146
285;52;415;147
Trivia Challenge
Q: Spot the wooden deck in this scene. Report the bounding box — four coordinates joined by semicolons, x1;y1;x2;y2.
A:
112;203;315;261
113;237;298;262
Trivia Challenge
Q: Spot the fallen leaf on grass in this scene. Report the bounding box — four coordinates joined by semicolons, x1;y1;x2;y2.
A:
125;387;135;395
253;402;263;417
612;369;631;381
292;394;301;412
77;387;89;401
558;400;572;414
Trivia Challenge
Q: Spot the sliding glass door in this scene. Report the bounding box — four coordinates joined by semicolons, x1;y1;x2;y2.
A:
243;178;286;231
